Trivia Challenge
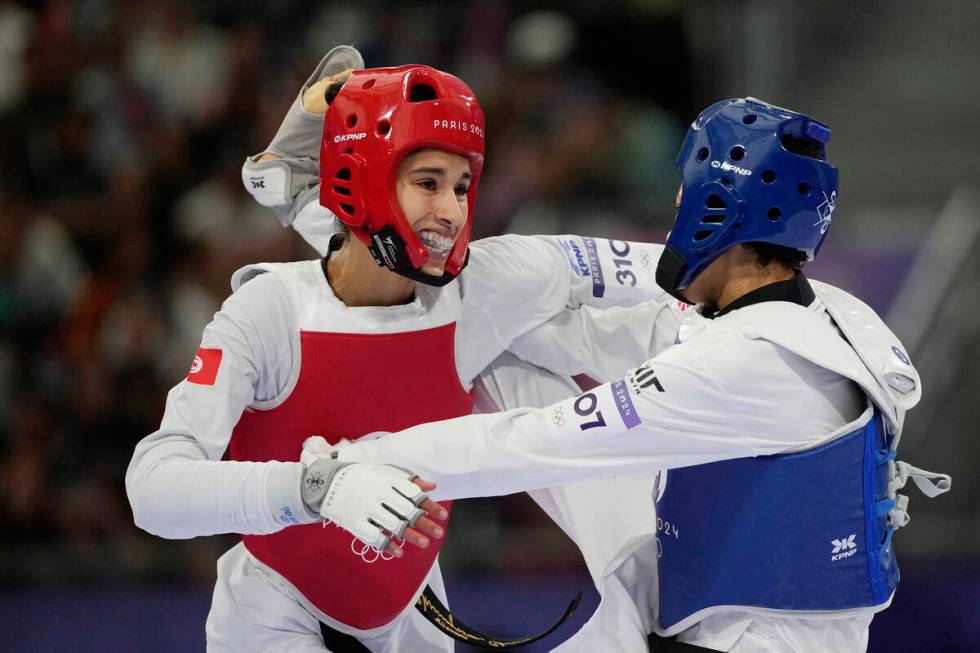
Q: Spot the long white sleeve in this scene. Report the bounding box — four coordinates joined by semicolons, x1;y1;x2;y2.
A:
473;354;657;584
126;272;314;539
508;300;686;381
457;235;668;382
340;323;861;501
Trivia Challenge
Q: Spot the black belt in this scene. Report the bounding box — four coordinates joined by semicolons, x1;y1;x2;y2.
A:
647;633;719;652
320;621;371;652
320;584;582;650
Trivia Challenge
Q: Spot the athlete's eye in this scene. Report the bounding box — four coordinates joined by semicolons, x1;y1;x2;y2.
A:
454;184;469;197
416;178;437;191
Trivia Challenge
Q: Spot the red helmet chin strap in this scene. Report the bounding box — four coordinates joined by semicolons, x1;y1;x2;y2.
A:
363;224;467;287
445;221;470;276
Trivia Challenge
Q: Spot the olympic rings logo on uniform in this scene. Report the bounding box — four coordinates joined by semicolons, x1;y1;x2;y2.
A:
350;536;401;564
552;407;566;427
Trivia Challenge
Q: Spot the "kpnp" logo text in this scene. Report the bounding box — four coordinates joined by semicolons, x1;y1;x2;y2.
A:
830;534;857;561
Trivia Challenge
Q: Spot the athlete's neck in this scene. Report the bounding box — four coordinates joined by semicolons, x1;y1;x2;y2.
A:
326;237;415;307
687;245;796;313
715;266;795;312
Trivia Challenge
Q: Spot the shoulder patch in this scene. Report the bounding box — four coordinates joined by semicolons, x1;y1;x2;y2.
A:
187;348;222;385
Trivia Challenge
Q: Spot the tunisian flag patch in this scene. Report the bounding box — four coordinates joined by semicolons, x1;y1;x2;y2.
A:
187;348;222;385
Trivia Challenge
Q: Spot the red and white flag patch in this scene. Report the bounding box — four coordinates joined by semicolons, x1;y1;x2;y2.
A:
187;348;222;385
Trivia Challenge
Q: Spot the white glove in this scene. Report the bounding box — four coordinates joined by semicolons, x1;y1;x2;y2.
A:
300;435;350;465
300;436;427;552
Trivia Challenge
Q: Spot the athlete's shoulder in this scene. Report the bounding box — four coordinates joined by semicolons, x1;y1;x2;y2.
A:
810;279;920;411
710;284;918;420
660;299;851;388
231;259;320;293
222;260;322;335
809;280;897;342
466;234;557;269
461;235;565;297
467;233;528;254
711;298;859;370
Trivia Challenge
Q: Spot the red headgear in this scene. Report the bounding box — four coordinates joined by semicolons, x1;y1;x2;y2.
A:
320;65;485;285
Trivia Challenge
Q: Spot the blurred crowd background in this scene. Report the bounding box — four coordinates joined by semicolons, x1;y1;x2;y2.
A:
0;0;978;651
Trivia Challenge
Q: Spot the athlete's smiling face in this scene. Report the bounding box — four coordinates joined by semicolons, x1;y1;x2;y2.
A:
396;149;472;277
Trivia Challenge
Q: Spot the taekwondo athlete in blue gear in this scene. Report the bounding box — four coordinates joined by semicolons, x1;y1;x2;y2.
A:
654;97;878;629
322;97;953;653
654;97;949;644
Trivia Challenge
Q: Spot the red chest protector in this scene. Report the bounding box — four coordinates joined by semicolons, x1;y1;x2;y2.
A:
229;323;474;629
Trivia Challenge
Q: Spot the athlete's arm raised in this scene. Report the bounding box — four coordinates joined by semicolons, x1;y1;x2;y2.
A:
506;299;689;382
457;236;671;381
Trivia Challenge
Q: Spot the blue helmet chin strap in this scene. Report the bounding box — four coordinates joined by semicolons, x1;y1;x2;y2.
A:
656;97;839;301
655;242;694;303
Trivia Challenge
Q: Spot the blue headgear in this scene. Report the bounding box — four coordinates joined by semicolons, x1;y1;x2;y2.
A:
655;97;839;301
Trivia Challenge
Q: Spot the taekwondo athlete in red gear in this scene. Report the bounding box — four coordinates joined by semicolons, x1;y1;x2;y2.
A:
126;50;670;652
329;97;953;653
287;159;670;653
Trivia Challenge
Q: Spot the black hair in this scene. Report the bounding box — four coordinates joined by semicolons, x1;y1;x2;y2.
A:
742;241;809;270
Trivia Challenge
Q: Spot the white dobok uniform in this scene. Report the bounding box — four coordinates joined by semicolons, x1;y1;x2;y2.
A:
340;276;936;652
473;353;662;653
125;234;667;652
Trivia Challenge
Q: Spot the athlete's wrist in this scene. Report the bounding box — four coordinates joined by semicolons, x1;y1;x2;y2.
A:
265;461;320;528
300;457;348;517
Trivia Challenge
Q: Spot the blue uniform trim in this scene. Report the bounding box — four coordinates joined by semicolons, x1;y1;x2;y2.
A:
655;409;897;632
866;422;900;605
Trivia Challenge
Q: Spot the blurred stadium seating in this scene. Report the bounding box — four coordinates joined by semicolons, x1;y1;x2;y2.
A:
0;1;977;650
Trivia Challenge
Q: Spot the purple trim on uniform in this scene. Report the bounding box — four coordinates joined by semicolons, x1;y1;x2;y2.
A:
611;380;641;429
583;238;605;298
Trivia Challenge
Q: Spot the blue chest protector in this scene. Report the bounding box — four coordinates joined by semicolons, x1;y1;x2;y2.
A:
655;408;899;634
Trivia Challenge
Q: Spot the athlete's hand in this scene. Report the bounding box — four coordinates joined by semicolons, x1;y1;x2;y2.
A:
301;68;356;115
324;464;447;557
301;436;447;556
397;475;448;554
